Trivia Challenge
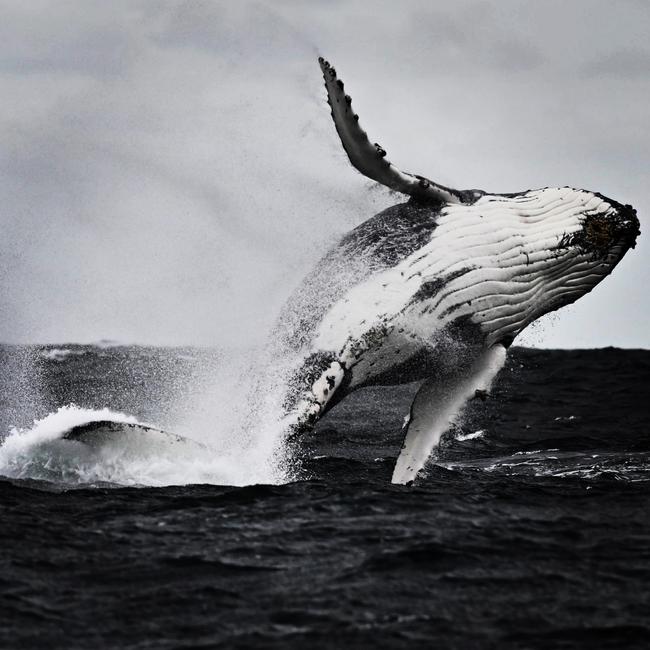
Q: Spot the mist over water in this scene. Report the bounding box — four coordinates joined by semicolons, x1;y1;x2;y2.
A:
0;345;44;433
159;345;300;486
0;1;389;347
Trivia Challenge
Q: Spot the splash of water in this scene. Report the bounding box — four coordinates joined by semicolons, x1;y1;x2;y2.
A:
0;401;291;488
0;344;303;488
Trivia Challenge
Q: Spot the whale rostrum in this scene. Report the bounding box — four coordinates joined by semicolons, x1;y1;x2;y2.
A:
275;58;640;484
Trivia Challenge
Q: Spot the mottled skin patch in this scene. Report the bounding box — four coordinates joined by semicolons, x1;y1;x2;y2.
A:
409;268;475;306
346;322;392;361
282;351;340;412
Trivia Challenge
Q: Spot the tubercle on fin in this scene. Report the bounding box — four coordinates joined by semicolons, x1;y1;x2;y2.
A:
317;56;465;205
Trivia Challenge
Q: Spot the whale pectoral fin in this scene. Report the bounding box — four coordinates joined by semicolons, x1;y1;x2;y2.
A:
318;57;463;205
391;344;507;484
285;358;349;437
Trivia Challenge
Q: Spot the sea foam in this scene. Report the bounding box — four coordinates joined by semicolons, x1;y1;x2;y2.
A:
0;404;287;488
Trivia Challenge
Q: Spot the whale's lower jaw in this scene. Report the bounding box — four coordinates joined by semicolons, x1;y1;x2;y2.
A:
283;239;626;432
315;241;621;395
313;188;632;360
387;202;634;352
472;246;623;349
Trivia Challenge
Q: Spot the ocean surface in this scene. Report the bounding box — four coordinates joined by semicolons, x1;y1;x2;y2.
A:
0;344;649;649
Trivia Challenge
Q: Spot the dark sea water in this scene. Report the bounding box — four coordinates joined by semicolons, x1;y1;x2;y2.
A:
0;344;649;649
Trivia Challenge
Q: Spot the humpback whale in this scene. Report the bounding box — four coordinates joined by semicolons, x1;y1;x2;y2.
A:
53;58;640;487
276;58;640;483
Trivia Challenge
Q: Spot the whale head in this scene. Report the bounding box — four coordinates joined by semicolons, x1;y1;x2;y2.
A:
314;57;640;352
433;187;640;347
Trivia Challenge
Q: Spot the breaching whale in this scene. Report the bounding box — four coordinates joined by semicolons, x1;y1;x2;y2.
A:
275;58;640;483
56;58;640;487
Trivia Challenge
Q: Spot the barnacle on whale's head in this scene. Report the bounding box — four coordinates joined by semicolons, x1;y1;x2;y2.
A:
583;200;640;256
557;195;640;261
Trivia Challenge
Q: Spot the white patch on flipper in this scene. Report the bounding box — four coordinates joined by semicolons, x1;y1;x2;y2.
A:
391;344;507;484
289;360;347;430
310;361;345;404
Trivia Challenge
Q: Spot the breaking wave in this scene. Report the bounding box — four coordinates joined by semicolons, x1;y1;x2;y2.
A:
0;404;288;488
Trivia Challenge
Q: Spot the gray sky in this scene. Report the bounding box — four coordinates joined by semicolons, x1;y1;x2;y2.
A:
0;0;648;348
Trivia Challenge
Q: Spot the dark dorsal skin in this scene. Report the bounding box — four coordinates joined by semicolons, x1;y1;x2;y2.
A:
276;200;441;352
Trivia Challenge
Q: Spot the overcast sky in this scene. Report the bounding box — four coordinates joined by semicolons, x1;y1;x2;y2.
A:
0;0;648;348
